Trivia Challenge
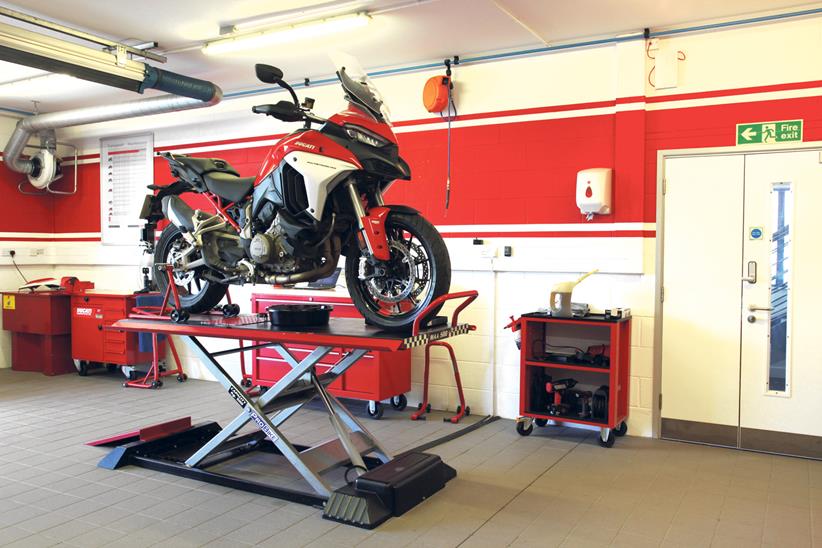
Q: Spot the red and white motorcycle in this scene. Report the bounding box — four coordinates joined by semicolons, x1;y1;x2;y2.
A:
141;55;451;331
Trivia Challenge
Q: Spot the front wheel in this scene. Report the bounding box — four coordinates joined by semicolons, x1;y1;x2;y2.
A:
346;212;451;331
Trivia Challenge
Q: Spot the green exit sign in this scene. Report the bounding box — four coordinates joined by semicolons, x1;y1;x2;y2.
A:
736;120;803;145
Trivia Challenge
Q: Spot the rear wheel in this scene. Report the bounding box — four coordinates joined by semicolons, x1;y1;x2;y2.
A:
155;224;227;313
346;212;451;331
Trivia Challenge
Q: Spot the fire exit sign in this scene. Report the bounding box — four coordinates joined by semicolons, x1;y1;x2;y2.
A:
736;120;803;145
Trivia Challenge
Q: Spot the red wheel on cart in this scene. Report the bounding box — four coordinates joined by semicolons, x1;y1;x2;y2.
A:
614;421;628;437
177;374;188;383
390;394;407;411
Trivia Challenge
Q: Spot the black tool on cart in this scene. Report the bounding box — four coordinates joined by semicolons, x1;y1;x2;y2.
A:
545;378;577;416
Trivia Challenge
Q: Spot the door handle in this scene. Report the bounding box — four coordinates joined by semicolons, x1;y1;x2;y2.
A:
748;305;773;312
741;261;757;284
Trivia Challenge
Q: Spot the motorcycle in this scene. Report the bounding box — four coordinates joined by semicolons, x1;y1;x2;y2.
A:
140;55;451;331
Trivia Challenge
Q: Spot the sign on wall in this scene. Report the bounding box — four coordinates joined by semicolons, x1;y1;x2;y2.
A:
736;120;803;145
100;134;154;245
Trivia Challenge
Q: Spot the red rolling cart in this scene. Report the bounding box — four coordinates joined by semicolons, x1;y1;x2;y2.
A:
71;291;165;378
510;312;631;447
251;292;411;419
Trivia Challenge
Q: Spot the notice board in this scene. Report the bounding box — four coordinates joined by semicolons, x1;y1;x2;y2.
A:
100;133;154;245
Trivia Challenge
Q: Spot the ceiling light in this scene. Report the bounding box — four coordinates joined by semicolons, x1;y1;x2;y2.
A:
0;73;90;97
202;13;370;56
229;1;365;33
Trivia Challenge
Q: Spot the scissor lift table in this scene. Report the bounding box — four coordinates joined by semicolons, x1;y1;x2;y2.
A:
97;292;477;528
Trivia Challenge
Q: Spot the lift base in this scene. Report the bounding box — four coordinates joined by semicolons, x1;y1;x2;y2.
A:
323;452;456;528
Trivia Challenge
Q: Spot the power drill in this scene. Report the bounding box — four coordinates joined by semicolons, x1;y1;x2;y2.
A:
545;378;577;416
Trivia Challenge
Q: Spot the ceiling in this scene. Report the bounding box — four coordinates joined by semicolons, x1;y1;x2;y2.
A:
0;0;819;112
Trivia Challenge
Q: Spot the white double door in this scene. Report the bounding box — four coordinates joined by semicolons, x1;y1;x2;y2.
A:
661;149;822;458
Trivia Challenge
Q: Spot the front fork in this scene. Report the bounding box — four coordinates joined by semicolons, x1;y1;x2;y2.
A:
346;180;391;261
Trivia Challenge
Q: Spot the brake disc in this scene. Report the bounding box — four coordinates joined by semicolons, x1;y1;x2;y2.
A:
360;241;416;304
169;241;196;287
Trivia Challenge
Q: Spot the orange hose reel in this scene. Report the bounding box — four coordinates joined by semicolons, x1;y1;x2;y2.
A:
423;75;451;113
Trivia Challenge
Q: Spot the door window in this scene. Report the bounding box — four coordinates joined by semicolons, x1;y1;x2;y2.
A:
767;182;792;395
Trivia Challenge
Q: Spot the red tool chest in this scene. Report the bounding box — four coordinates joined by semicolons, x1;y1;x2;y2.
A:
515;312;631;447
1;291;74;375
71;292;162;372
251;292;411;418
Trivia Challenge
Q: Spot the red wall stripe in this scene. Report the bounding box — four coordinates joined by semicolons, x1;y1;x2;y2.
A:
5;76;822;239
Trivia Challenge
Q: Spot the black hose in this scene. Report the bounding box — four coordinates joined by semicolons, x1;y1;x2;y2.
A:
142;66;222;102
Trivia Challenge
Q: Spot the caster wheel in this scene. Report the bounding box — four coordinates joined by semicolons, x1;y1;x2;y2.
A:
170;309;190;324
426;403;432;413
122;382;128;388
614;421;628;437
177;374;187;382
151;380;163;389
456;405;471;416
390;394;408;411
598;429;615;448
366;401;384;419
516;420;534;436
106;364;118;373
534;418;548;427
74;359;89;377
241;378;253;388
222;303;240;317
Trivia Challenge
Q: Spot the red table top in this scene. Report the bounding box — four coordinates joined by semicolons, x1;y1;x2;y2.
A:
112;314;471;352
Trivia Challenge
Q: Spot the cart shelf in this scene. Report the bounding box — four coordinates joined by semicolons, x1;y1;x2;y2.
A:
524;360;610;373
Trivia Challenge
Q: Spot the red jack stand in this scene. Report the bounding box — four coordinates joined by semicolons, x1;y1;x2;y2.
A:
410;291;478;423
125;265;186;389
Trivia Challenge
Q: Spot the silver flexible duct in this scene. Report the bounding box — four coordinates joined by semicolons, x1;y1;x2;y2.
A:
4;90;222;176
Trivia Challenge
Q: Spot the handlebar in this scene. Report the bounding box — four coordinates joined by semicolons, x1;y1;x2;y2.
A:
412;290;479;336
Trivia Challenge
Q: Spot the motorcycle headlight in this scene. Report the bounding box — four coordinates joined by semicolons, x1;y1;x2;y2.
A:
345;125;389;148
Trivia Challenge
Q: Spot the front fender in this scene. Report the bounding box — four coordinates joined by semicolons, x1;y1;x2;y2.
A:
359;205;420;261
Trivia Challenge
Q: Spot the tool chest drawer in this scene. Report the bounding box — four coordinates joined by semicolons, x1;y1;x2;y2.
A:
250;292;410;403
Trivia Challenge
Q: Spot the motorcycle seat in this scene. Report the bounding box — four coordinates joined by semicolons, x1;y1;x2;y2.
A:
173;156;254;203
203;172;255;203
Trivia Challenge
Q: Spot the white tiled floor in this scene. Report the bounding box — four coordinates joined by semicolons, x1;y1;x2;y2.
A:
1;369;821;547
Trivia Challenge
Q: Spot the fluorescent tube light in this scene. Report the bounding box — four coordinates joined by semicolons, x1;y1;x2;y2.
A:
203;13;370;56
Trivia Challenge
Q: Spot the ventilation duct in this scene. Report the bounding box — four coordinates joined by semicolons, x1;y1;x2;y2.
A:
0;17;222;185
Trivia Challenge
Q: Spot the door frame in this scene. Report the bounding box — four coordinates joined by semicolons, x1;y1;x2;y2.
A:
653;141;822;439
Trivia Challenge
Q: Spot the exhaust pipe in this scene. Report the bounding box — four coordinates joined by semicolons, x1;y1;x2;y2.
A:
265;237;340;285
4;66;222;178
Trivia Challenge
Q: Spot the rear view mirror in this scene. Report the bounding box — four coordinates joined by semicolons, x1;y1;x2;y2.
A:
256;64;284;84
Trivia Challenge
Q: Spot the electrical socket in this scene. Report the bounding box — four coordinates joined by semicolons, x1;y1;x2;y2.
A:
29;248;45;257
479;246;496;258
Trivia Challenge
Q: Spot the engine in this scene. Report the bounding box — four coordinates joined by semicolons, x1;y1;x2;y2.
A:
248;219;298;273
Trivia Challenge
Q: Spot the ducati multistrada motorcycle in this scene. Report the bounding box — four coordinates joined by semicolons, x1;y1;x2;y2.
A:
140;59;451;331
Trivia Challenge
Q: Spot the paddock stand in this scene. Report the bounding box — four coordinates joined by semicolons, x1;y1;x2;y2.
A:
410;291;477;423
122;265;185;389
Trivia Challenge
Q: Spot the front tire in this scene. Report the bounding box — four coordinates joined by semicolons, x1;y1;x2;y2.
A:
345;212;451;331
155;224;227;313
